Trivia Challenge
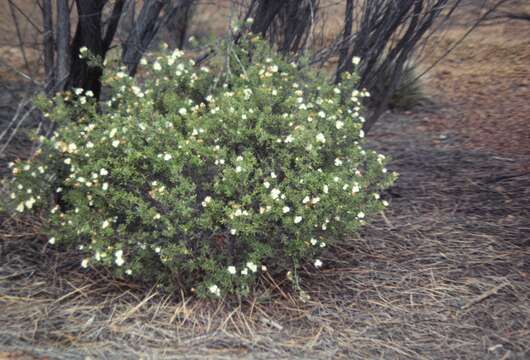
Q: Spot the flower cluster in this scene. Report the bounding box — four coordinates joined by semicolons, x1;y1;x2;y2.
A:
3;36;396;298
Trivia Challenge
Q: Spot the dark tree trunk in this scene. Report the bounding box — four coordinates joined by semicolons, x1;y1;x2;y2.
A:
250;0;287;36
122;0;168;76
41;0;55;94
335;0;354;83
67;0;106;98
55;0;70;91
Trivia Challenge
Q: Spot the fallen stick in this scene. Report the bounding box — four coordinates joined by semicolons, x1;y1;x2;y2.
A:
461;282;509;310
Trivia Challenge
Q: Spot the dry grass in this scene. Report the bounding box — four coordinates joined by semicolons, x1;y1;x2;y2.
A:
1;112;529;359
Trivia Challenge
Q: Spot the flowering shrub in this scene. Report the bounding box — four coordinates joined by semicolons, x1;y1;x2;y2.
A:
3;36;396;298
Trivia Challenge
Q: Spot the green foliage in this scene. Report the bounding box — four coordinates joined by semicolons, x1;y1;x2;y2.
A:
3;36;396;298
375;61;425;111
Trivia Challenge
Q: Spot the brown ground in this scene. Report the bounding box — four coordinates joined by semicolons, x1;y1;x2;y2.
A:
1;4;530;360
415;15;530;159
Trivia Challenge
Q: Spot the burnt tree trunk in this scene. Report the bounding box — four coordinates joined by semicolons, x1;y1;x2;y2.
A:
122;0;167;76
66;0;106;97
41;0;55;94
55;0;70;91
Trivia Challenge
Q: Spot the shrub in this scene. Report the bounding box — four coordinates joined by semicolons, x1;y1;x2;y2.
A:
386;62;425;111
3;36;396;298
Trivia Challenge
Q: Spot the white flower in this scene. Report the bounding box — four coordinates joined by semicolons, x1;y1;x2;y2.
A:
359;129;365;138
351;183;360;194
24;197;36;209
201;196;212;207
282;206;290;214
315;133;326;143
100;168;108;176
320;242;326;248
179;108;187;115
334;158;343;166
64;158;71;165
235;166;242;173
102;182;109;191
352;56;361;65
109;128;117;138
112;140;120;148
263;181;271;189
228;266;237;275
48;237;56;245
241;268;248;276
246;262;257;273
382;200;389;207
310;238;318;246
373;193;380;200
261;265;267;271
102;220;110;229
357;211;365;219
86;141;94;149
85;90;94;97
382;167;388;173
81;259;89;268
115;255;125;267
74;88;83;95
323;185;329;194
125;269;132;275
80;46;88;54
302;196;310;204
294;216;303;224
208;284;220;296
131;86;144;97
230;229;237;235
311;197;320;204
284;134;294;143
314;259;323;268
163;153;172;161
153;61;162;71
270;188;281;200
270;172;277;179
335;120;344;129
318;111;326;118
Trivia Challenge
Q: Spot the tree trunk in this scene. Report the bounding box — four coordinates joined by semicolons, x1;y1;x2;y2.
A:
335;0;354;83
41;0;55;94
55;0;70;91
122;0;167;76
66;0;106;97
